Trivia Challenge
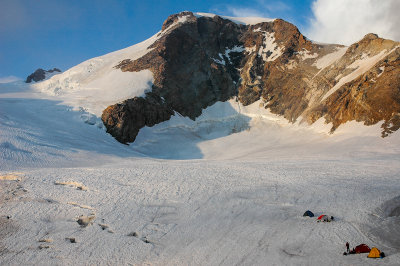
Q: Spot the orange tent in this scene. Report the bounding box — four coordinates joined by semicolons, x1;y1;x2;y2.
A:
368;247;381;258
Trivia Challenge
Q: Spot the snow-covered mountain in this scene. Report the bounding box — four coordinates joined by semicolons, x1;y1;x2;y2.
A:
34;11;400;144
1;12;400;265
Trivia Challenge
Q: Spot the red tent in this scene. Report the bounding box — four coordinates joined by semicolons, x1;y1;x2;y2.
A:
354;244;371;253
317;215;332;222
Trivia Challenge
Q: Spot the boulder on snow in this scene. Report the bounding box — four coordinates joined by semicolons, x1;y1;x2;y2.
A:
77;215;95;227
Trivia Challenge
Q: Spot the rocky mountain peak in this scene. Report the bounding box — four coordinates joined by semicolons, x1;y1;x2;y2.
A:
363;33;379;41
161;11;196;31
71;12;398;144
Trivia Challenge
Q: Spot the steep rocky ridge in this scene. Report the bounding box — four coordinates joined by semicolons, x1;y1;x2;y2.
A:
306;34;400;136
96;12;399;143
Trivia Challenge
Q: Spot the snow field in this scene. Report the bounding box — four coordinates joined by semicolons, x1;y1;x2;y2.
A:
313;46;348;70
1;157;400;265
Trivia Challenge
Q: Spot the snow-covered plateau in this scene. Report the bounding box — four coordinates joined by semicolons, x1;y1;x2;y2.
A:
1;78;400;265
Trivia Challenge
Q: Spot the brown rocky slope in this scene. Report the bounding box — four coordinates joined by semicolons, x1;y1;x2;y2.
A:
102;12;400;143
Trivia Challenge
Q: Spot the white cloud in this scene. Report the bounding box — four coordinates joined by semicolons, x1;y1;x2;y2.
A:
307;0;400;45
0;76;20;83
226;7;266;18
255;0;290;12
210;0;291;19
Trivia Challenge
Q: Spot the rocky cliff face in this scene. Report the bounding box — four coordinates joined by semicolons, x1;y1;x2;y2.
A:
102;93;174;144
102;12;400;143
306;34;400;136
103;12;244;142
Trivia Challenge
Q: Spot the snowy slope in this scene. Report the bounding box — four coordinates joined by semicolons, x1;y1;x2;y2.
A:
313;46;348;69
33;32;162;116
3;81;399;165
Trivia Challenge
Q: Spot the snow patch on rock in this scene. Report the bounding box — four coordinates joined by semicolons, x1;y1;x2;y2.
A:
213;45;245;66
224;45;244;63
377;66;385;78
297;49;318;60
313;46;347;69
254;31;282;62
212;54;226;66
163;15;191;33
323;47;397;100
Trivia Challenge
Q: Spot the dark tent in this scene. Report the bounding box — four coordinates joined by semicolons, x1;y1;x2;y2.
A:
303;210;314;217
354;244;371;253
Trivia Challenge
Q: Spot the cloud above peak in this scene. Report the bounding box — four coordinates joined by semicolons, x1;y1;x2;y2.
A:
306;0;400;45
225;7;266;18
210;0;291;20
0;76;20;83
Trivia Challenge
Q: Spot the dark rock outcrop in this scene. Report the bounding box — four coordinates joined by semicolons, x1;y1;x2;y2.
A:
26;68;61;83
102;93;174;143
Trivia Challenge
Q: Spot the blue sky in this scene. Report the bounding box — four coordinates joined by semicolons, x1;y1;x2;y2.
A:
0;0;314;80
0;0;398;81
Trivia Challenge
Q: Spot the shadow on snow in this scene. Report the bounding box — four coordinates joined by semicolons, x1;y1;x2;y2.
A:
0;97;251;167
